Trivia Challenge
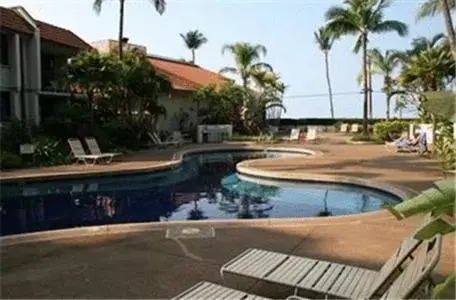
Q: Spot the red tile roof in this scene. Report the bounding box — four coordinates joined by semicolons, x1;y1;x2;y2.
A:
36;20;92;50
148;55;229;91
0;6;33;34
0;6;91;50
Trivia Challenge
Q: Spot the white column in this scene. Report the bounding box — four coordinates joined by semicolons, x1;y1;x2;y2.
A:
11;33;21;119
30;30;41;125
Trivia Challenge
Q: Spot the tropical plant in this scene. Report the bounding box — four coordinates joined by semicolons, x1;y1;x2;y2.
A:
179;30;208;64
416;0;456;60
357;49;402;119
394;94;408;118
93;0;166;59
324;0;408;135
314;26;336;119
386;179;455;299
220;42;272;89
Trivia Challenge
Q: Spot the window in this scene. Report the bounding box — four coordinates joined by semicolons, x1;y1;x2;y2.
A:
0;33;9;66
0;91;11;121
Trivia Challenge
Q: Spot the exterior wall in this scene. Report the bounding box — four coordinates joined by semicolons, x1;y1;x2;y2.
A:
90;39;147;55
156;91;197;133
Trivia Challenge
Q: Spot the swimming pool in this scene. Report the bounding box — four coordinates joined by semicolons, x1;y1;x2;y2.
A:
0;150;401;236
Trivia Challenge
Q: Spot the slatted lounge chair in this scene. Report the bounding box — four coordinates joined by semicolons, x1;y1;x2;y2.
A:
173;234;441;300
305;127;321;143
85;137;121;164
385;131;428;154
221;216;434;300
67;138;110;165
148;132;181;148
340;123;349;134
282;128;301;142
171;281;274;300
350;123;360;133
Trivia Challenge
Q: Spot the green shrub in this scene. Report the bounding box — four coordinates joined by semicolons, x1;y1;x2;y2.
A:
351;134;380;143
0;118;33;152
0;151;23;169
373;120;411;142
31;136;68;167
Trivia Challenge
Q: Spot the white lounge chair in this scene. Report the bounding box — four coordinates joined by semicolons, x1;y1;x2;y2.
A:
172;131;192;144
340;123;349;133
148;132;181;148
67;138;111;165
220;216;437;299
282;128;301;142
171;281;274;300
85;137;121;164
305;127;320;143
350;123;360;133
173;234;441;300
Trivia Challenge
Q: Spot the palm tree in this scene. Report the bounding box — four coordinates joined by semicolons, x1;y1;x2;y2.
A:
324;0;408;135
367;49;402;119
416;0;456;60
220;42;272;89
179;30;208;64
314;26;336;119
93;0;166;59
394;94;408;118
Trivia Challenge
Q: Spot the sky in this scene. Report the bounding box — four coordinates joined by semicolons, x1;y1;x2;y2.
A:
2;0;450;119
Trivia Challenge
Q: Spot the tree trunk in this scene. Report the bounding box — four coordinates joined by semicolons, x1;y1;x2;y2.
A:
362;33;369;135
440;0;456;61
386;93;391;120
118;0;125;60
191;49;195;64
368;58;373;119
324;51;335;119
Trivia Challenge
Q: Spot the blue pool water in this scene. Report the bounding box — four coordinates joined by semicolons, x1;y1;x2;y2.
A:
0;150;401;236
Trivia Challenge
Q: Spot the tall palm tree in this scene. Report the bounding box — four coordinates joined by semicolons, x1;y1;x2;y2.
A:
314;26;336;119
416;0;456;60
367;49;402;119
93;0;166;59
324;0;408;135
220;42;272;89
179;30;208;64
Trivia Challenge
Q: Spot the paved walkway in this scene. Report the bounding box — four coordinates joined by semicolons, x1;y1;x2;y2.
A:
1;134;454;298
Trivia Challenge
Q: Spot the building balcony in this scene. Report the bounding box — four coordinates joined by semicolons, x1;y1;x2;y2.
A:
41;69;71;94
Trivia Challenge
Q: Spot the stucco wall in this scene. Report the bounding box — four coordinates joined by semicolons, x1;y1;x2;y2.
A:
156;91;197;133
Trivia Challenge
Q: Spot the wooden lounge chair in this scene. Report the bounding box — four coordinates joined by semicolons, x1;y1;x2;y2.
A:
67;138;112;165
220;216;435;299
173;234;441;300
84;137;121;164
171;281;274;300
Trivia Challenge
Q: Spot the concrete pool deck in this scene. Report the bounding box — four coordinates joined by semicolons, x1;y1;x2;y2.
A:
1;133;454;298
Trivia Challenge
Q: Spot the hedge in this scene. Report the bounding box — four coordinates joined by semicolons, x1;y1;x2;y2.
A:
268;118;418;127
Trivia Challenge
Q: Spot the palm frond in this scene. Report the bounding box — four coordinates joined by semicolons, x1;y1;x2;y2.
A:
219;67;238;75
221;44;235;56
252;62;273;72
93;0;104;14
374;20;408;36
253;44;268;57
150;0;166;15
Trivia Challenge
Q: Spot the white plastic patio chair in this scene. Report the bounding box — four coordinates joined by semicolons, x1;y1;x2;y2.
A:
148;132;181;148
67;138;109;165
85;137;121;164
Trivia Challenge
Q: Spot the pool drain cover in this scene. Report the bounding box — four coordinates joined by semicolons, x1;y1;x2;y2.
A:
165;225;215;239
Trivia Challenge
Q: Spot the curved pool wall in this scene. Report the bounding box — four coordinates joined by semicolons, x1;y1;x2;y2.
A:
0;148;404;237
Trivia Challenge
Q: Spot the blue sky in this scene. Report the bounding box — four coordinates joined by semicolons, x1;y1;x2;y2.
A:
3;0;449;118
